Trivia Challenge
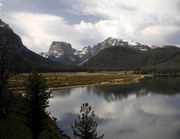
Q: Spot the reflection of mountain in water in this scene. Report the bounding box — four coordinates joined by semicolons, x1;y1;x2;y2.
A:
88;76;180;102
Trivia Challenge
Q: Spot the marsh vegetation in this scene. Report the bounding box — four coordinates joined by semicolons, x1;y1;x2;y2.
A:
9;72;143;91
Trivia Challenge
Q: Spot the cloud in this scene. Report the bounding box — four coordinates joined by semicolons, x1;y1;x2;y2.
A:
61;0;180;20
8;12;129;52
0;0;3;10
9;12;94;52
1;0;180;52
59;0;180;45
9;13;64;52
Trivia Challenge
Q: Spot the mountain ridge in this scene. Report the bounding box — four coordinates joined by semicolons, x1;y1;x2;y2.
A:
0;19;64;72
84;45;180;71
1;19;180;72
40;37;152;65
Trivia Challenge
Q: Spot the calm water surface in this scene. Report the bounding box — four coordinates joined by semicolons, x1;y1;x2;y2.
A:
48;77;180;139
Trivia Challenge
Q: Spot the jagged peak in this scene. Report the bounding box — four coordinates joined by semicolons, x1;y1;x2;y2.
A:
51;41;71;46
104;37;142;46
105;37;122;41
49;41;72;52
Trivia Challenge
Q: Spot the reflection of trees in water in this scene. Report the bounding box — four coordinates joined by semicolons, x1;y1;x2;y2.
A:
88;85;141;102
139;76;180;94
52;76;180;102
88;77;180;102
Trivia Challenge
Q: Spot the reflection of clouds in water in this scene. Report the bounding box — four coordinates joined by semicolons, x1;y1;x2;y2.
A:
48;87;103;118
138;95;180;116
48;84;180;139
57;112;109;138
98;95;180;139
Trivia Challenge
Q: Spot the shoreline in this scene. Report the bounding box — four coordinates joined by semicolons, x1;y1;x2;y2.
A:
9;73;148;92
47;75;145;91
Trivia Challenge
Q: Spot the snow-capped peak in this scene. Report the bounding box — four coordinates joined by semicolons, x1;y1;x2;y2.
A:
124;40;139;46
76;46;92;58
95;37;150;52
104;37;125;46
40;37;151;64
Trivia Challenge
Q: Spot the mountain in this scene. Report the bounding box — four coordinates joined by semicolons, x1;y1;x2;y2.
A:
40;41;80;65
41;37;150;64
93;37;150;52
2;18;180;72
84;45;180;71
83;46;144;70
79;37;150;64
41;37;180;71
0;19;62;72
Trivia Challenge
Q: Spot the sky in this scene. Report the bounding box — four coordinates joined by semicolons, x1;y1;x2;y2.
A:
0;0;180;52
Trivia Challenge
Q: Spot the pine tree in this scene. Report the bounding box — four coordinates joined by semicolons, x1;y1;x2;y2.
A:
25;70;51;139
0;28;13;117
72;103;104;139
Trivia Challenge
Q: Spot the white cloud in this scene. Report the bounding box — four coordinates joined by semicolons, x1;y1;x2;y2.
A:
3;0;180;52
9;12;84;52
68;0;180;21
62;0;180;45
9;12;130;52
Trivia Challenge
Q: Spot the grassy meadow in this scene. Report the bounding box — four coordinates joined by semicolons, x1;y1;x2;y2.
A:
9;72;144;91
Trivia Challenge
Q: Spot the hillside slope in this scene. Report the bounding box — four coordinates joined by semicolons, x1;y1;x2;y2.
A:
0;19;62;72
84;46;180;71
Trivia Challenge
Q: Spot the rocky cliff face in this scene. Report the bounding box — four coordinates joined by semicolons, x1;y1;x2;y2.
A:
48;41;75;58
42;41;80;65
41;37;151;65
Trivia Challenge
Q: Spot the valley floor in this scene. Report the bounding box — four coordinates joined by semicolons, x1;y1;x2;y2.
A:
9;72;144;91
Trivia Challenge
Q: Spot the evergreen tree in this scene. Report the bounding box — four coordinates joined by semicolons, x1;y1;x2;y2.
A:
25;70;51;139
72;103;104;139
0;28;13;117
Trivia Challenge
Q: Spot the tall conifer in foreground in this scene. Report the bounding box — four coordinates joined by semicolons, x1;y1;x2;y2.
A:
25;70;51;139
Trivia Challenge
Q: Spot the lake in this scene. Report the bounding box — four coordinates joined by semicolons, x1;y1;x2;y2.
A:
48;76;180;139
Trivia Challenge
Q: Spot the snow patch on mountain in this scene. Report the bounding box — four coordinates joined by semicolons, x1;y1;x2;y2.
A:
40;37;152;64
76;46;93;58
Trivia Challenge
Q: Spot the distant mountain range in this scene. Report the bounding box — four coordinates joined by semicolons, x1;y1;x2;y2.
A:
40;37;151;65
1;19;180;72
40;37;180;71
